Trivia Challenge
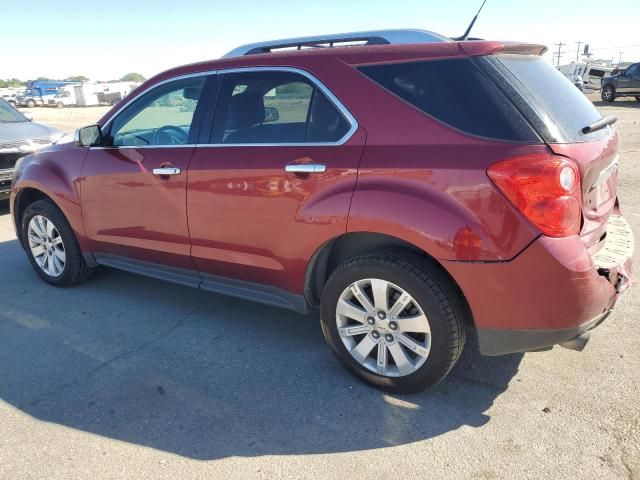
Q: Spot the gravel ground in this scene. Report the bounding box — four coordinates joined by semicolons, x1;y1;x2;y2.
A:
0;96;639;479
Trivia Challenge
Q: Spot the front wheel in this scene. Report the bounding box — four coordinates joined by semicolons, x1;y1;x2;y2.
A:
21;199;94;287
26;99;36;108
320;253;466;393
601;85;616;102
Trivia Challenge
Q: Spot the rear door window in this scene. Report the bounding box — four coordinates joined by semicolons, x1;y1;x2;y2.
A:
210;70;351;144
358;58;539;142
489;55;607;142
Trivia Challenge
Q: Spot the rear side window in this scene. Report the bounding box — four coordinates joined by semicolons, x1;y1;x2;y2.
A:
358;58;538;142
490;55;607;142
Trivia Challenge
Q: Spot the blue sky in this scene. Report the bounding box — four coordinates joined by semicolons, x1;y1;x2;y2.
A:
3;0;639;80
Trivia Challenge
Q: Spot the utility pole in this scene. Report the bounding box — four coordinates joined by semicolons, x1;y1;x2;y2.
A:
619;51;623;64
554;42;566;66
575;41;582;62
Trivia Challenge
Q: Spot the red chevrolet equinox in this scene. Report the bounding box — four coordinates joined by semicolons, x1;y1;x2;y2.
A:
10;30;634;393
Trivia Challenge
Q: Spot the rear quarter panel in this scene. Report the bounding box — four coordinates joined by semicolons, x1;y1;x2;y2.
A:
337;64;544;261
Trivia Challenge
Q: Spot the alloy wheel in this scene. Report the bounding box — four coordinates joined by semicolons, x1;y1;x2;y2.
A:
27;215;66;277
336;278;431;377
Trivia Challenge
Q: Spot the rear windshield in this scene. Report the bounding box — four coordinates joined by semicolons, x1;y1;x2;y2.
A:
490;55;608;142
358;58;539;143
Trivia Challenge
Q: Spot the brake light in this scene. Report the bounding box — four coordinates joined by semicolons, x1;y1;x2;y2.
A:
487;154;582;237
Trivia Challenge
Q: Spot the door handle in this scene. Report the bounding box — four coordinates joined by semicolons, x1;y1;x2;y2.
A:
152;167;181;176
284;164;327;174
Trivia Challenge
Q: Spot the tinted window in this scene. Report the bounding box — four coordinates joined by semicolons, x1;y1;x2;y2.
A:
625;64;640;77
492;55;606;142
211;70;350;144
359;58;538;142
0;98;27;122
109;77;205;147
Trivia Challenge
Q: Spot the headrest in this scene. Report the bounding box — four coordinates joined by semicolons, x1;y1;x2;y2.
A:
227;91;265;130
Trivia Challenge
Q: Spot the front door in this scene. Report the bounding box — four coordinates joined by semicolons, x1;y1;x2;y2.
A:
187;68;364;294
627;64;640;94
617;64;640;94
82;75;210;271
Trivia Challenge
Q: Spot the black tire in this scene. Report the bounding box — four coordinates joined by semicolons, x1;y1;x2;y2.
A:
320;253;467;393
20;199;94;287
635;96;640;102
601;85;616;102
26;99;36;108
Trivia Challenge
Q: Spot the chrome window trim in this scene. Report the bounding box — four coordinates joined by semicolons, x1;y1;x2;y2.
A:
90;144;198;150
96;66;359;150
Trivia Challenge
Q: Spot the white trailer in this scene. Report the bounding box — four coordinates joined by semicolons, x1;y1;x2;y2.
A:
558;61;615;92
94;82;140;105
48;82;142;107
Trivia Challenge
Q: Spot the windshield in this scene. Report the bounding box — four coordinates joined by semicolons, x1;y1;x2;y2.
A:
0;98;28;123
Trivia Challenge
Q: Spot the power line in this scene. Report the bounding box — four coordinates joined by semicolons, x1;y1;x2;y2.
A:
553;42;566;66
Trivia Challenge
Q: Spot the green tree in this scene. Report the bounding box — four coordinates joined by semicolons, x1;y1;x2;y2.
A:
119;72;146;82
0;78;25;88
65;75;89;82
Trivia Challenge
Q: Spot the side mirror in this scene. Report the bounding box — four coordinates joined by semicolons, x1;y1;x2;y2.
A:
75;125;103;147
264;107;280;123
23;113;33;121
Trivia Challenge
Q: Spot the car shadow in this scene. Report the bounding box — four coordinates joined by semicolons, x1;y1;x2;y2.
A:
0;238;523;460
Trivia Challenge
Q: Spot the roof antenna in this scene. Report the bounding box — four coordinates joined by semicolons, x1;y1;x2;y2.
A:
454;0;488;41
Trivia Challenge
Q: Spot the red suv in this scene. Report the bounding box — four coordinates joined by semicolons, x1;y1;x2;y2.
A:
10;31;634;393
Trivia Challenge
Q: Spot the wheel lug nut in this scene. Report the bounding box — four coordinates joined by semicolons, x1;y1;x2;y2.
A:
389;321;398;331
367;316;376;325
371;331;380;339
385;334;394;343
377;311;386;320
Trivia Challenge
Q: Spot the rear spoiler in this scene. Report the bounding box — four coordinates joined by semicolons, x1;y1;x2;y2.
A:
460;41;548;56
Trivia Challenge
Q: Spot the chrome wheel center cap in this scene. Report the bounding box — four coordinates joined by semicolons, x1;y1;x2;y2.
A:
376;321;390;332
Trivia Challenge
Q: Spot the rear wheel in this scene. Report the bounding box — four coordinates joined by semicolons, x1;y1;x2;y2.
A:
320;253;466;393
21;199;94;287
601;85;616;102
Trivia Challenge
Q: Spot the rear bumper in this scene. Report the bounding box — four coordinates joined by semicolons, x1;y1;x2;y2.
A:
477;310;611;356
444;215;634;356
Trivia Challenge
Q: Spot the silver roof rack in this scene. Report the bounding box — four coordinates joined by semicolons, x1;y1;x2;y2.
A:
223;29;451;58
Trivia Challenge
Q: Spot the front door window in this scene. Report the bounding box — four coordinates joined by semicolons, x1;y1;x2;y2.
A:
108;77;206;147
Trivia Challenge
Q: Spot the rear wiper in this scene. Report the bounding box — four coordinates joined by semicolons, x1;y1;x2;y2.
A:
582;115;617;134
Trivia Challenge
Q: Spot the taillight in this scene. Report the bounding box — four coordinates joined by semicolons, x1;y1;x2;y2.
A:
488;154;582;237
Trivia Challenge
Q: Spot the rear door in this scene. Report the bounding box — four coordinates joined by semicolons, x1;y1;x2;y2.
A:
82;75;214;273
187;68;364;294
